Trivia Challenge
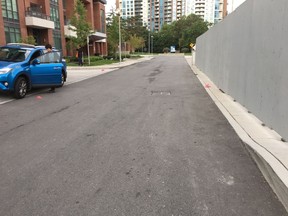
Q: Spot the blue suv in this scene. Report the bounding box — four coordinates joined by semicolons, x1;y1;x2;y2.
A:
0;43;67;99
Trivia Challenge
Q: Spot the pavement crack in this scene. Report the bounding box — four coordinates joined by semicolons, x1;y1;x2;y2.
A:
49;106;70;116
0;103;77;137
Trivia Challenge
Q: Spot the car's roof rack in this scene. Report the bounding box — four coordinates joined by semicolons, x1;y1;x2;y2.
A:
7;43;35;48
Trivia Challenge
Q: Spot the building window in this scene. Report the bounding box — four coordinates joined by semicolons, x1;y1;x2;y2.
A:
53;30;62;50
62;0;66;9
2;0;20;43
1;0;19;21
4;26;20;43
50;1;60;29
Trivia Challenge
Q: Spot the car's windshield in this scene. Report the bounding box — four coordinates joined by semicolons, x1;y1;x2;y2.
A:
0;47;31;62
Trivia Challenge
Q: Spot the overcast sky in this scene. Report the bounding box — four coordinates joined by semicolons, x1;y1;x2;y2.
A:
105;0;247;14
227;0;247;13
105;0;116;14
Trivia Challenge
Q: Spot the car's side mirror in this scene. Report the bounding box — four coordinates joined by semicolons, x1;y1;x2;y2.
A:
32;58;41;65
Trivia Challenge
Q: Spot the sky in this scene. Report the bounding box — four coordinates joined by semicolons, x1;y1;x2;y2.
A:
105;0;116;14
227;0;247;13
105;0;247;14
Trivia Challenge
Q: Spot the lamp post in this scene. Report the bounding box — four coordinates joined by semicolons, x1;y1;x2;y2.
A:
124;42;127;58
87;36;90;65
151;35;154;55
148;30;150;54
116;9;122;63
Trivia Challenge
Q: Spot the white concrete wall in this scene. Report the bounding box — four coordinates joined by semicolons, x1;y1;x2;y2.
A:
196;0;288;140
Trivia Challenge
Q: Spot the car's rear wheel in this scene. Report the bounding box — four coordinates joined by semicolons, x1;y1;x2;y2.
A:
14;77;27;99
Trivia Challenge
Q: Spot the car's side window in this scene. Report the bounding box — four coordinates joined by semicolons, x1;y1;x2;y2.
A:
38;51;61;64
7;50;26;62
30;51;41;62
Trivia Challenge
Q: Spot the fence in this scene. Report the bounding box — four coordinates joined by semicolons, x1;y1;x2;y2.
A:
195;0;288;140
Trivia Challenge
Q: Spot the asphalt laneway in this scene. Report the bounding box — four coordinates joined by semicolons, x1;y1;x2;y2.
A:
0;56;287;215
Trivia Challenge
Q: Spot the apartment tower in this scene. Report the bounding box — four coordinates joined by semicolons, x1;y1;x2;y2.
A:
115;0;228;32
116;0;148;26
148;0;165;32
150;0;227;32
188;0;227;23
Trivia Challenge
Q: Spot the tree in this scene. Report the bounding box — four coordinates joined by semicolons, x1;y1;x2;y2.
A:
177;14;210;49
179;19;210;49
128;34;145;53
106;12;123;57
18;36;36;45
152;14;210;53
69;0;93;48
152;24;177;53
124;16;149;51
123;16;148;40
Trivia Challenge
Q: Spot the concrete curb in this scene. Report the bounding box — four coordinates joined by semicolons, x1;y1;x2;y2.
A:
185;56;288;212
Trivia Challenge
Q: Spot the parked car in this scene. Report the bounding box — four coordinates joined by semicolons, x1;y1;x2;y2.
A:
0;43;67;99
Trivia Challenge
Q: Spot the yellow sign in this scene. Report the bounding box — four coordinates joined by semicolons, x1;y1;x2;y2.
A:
190;43;194;48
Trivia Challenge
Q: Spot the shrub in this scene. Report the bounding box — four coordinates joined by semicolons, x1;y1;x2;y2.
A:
66;56;78;62
88;56;104;62
103;56;114;60
181;47;190;53
163;47;170;53
18;36;36;45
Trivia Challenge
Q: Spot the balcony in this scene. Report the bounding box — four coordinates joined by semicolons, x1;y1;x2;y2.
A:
64;26;77;38
25;8;54;29
89;30;107;42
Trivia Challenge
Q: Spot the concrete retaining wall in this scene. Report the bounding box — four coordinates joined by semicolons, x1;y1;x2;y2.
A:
195;0;288;140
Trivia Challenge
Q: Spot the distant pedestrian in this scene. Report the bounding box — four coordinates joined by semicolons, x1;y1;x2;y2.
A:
76;46;83;66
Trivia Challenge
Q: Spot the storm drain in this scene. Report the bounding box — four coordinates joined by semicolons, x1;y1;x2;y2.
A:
151;91;171;96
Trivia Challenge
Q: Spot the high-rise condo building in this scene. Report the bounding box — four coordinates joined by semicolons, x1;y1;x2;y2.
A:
187;0;227;24
115;0;227;32
116;0;148;26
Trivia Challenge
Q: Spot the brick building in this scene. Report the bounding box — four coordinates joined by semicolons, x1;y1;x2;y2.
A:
0;0;107;56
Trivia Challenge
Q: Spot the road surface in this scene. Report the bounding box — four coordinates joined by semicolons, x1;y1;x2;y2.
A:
0;56;287;216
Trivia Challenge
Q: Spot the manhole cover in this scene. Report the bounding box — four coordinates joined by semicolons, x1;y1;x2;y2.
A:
151;91;171;96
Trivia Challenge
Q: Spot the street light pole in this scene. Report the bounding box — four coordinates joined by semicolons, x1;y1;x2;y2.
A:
148;30;150;54
87;36;90;65
118;13;122;63
151;35;154;55
116;9;122;63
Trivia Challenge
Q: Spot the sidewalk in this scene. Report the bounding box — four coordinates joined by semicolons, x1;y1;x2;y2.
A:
65;56;154;86
185;56;288;212
68;56;154;70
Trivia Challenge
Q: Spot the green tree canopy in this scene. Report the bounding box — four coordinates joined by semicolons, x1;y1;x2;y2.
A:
106;12;124;56
123;16;148;41
106;12;209;54
69;0;93;48
128;34;145;53
153;14;210;53
107;14;149;55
